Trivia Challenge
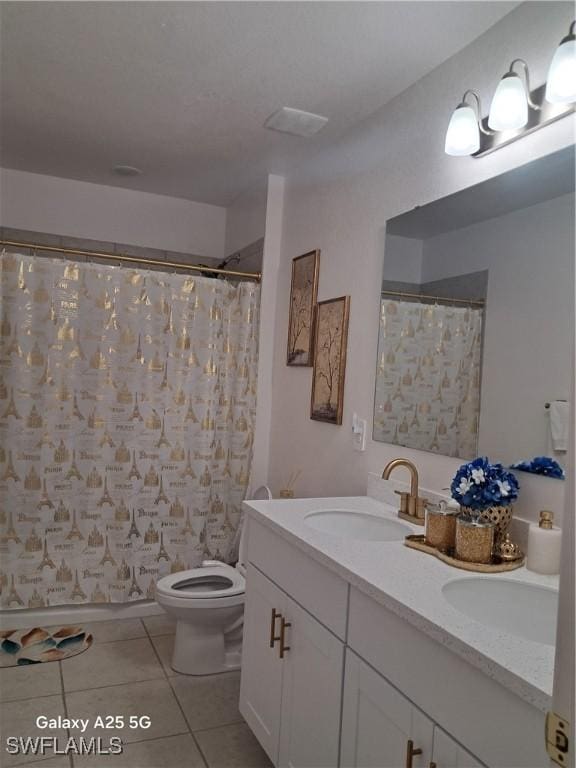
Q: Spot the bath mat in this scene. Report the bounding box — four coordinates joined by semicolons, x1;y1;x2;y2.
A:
0;626;93;667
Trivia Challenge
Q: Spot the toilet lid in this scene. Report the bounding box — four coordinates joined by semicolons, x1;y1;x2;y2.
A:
156;565;244;599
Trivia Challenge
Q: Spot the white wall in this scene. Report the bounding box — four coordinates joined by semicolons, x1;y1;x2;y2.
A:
0;168;227;259
422;192;574;466
224;182;267;257
268;1;574;526
381;235;423;283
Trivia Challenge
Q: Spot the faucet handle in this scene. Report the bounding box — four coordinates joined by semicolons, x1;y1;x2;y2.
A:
394;490;409;513
416;497;428;520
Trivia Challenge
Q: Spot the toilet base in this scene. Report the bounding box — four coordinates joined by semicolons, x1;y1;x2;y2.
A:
171;619;242;675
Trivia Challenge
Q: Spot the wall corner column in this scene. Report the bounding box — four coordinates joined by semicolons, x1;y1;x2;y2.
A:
251;174;285;491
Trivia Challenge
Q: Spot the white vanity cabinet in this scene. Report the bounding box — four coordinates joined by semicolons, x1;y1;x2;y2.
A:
239;562;344;768
341;651;484;768
341;650;434;768
241;513;549;768
347;588;547;768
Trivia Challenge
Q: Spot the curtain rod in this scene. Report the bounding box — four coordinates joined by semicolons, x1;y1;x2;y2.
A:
381;288;484;308
0;239;262;282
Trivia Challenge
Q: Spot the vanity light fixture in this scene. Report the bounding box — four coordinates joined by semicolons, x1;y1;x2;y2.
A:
488;59;536;131
546;21;576;104
445;21;576;157
445;90;491;156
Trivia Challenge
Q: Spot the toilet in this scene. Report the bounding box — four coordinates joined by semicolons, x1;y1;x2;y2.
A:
155;486;272;675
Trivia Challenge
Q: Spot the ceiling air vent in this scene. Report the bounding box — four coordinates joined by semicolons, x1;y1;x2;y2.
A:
264;107;328;137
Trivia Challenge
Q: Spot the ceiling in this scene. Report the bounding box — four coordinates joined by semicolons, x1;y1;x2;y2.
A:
0;2;517;207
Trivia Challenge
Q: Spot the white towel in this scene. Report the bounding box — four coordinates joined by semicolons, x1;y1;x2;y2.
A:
548;400;569;452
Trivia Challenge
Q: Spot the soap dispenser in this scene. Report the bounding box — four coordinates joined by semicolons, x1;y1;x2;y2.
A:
526;511;562;575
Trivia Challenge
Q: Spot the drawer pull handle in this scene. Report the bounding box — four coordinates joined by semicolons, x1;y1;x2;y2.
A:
279;616;291;659
269;608;282;648
405;740;423;768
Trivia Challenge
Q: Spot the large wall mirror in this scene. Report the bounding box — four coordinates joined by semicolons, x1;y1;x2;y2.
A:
374;146;574;472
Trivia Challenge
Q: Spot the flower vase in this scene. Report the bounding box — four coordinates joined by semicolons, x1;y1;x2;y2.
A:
461;505;513;552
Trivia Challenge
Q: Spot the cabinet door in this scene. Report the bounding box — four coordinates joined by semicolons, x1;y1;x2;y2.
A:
239;564;285;764
278;597;344;768
432;727;485;768
341;650;433;768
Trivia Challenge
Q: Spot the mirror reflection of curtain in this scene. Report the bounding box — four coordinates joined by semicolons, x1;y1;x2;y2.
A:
374;299;482;458
0;252;260;609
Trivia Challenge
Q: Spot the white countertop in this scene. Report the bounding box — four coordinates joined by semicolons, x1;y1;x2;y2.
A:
243;493;559;713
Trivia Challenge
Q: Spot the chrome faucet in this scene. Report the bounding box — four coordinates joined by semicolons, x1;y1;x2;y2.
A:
382;458;427;526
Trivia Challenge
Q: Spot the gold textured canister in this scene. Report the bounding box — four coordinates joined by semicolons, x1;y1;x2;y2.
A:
455;516;494;564
425;501;459;552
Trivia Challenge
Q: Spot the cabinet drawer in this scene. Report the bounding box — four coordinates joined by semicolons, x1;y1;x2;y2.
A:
246;517;348;639
348;588;547;768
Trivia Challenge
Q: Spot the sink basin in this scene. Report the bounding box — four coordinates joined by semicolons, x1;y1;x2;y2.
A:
304;510;411;541
442;577;558;646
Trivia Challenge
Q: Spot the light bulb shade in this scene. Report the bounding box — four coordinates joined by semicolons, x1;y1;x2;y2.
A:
488;73;528;131
546;37;576;104
444;105;480;156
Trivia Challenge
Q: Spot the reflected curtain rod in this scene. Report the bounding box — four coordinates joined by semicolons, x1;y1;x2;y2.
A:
0;239;262;282
381;288;484;308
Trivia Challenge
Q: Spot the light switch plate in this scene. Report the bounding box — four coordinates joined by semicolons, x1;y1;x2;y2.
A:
352;415;367;452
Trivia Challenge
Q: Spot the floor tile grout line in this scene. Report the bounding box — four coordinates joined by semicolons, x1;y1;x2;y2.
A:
11;752;74;768
190;717;246;736
59;660;69;717
3;673;169;703
57;661;75;768
63;674;167;696
142;620;210;768
1;690;68;705
165;675;211;768
90;631;174;646
93;728;191;749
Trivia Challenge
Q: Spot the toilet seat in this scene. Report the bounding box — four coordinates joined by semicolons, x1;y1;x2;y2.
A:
156;565;245;604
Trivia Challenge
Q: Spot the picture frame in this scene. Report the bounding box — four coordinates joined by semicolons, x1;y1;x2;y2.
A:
286;249;320;366
310;295;350;425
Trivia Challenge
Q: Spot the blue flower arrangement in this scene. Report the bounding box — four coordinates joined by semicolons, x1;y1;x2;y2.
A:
510;456;565;480
451;456;520;510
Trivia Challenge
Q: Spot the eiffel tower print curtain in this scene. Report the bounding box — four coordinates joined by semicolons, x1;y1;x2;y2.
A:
373;299;483;459
0;251;260;609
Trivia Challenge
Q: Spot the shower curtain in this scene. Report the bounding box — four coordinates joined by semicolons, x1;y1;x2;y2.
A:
0;251;260;609
374;299;483;458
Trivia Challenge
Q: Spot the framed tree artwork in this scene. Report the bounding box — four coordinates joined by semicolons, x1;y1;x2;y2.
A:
287;249;320;366
310;296;350;425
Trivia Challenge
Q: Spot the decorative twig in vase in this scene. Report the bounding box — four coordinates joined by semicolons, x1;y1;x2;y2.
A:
279;469;302;499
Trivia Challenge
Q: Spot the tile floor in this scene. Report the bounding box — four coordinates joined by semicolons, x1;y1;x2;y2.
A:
0;616;272;768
